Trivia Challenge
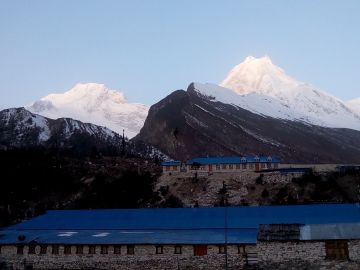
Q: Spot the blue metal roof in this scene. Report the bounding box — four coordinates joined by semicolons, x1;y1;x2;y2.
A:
161;161;181;166
186;156;281;165
1;204;359;245
0;229;258;245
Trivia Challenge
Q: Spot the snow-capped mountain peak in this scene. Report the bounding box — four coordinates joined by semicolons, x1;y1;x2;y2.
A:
42;83;127;109
347;98;360;115
197;55;360;131
27;83;149;138
220;55;300;100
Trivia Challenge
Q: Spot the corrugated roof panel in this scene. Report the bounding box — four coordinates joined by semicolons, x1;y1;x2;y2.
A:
0;229;257;245
161;161;181;166
186;156;281;165
300;223;360;240
1;204;360;245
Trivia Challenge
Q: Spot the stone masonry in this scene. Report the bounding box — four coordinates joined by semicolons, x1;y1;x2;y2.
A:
0;244;255;270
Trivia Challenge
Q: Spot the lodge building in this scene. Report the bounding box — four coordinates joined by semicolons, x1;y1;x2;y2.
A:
161;156;281;174
1;204;360;269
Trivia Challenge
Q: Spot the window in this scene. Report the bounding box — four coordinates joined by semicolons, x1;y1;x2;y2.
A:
17;245;24;255
194;245;207;256
76;245;83;254
52;245;59;255
237;245;245;254
174;245;182;254
156;245;163;254
88;245;96;254
274;163;279;169
40;245;47;254
216;164;220;170
249;163;254;169
28;245;36;254
261;163;266;168
267;163;272;168
101;245;108;254
222;164;226;170
229;164;233;169
326;241;349;260
166;166;170;171
218;245;226;254
172;166;177;171
127;245;135;255
64;245;72;255
242;164;247;169
114;245;121;254
236;164;240;169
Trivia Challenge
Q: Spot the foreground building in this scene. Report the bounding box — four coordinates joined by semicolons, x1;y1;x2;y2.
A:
0;204;360;269
162;156;281;174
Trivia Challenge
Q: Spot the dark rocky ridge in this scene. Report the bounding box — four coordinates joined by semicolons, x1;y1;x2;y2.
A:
136;83;360;163
0;107;166;159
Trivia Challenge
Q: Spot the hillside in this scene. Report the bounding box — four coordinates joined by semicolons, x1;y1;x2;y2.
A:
135;83;360;163
156;170;360;207
0;148;162;228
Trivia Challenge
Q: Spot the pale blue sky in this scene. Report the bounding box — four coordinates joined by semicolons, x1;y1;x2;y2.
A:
0;0;360;107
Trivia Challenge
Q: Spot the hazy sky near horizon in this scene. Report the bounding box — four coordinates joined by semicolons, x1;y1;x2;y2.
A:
1;0;360;108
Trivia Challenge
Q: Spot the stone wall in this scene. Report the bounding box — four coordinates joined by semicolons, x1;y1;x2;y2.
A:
349;240;360;262
257;240;360;270
262;172;302;184
0;244;253;270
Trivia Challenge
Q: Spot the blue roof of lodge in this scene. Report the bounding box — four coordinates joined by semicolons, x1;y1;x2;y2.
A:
186;156;280;165
161;161;181;166
1;204;359;245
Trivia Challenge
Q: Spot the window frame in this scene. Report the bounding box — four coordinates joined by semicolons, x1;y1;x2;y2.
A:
325;240;349;260
64;245;72;255
52;245;59;255
40;245;47;255
218;245;226;254
100;245;108;254
17;245;24;255
88;245;96;255
155;245;163;254
76;245;83;255
174;245;182;254
127;245;135;255
28;245;36;254
114;245;121;254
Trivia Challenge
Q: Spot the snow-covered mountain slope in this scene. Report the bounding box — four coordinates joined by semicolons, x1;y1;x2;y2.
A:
0;107;51;143
347;98;360;115
27;83;149;138
0;107;120;148
218;56;360;130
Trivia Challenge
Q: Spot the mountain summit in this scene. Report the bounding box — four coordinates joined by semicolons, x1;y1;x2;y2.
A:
218;56;360;130
27;83;149;138
220;56;299;100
